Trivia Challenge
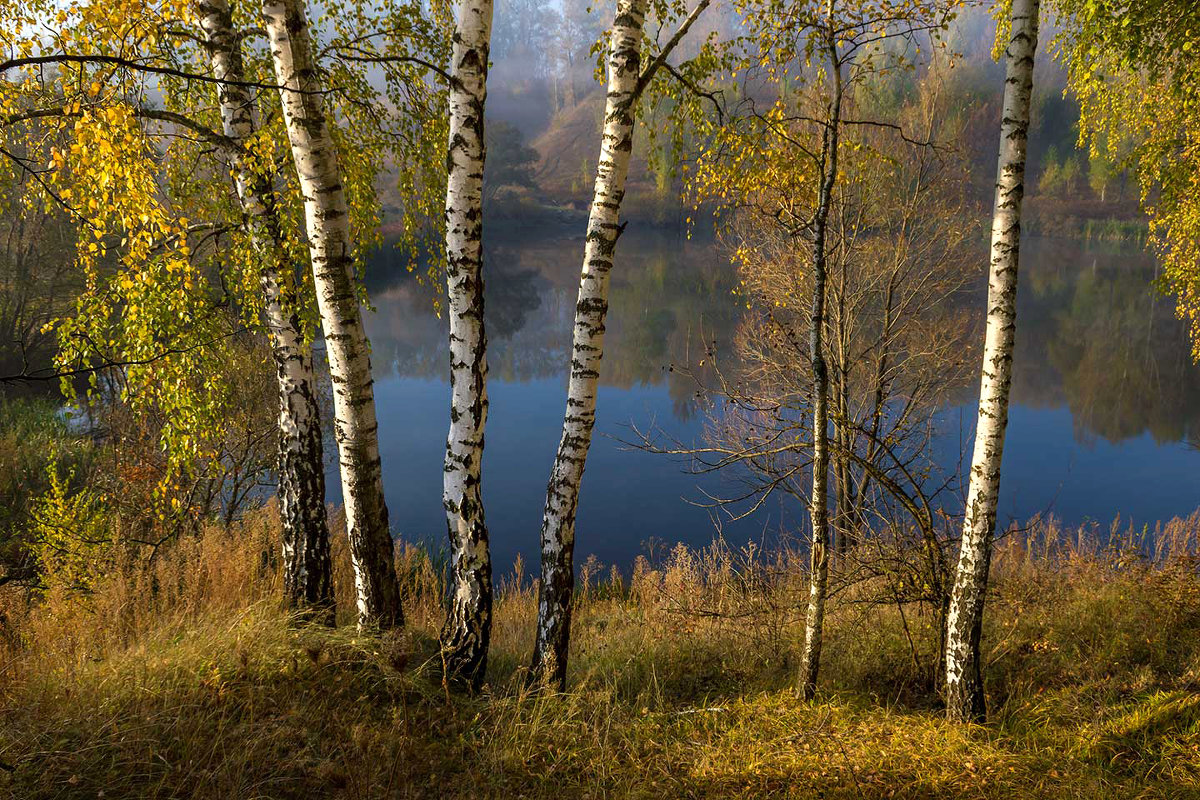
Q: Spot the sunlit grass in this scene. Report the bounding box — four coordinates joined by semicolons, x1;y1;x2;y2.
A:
2;510;1199;797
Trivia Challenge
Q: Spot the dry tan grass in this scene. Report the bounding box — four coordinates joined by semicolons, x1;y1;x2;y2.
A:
1;509;1199;798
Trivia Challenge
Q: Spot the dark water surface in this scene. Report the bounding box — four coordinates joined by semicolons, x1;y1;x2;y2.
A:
339;226;1200;572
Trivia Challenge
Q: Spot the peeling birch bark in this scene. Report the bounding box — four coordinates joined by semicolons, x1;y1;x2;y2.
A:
944;0;1039;723
262;0;403;629
197;0;332;621
440;0;494;690
529;0;648;689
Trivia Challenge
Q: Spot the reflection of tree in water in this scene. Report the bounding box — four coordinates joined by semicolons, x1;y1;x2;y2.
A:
362;239;552;380
1014;238;1200;445
484;266;542;340
362;228;742;414
382;232;1200;448
485;284;570;383
605;244;742;420
359;232;1198;444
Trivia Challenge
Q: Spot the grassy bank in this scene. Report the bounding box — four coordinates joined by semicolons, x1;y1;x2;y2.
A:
1;511;1199;798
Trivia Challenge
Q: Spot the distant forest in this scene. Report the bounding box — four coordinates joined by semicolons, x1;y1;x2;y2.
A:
444;1;1139;239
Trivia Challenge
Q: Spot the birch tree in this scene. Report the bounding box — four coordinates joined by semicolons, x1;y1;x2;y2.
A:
441;0;494;688
647;81;976;688
197;0;332;619
683;0;961;700
263;0;403;629
797;44;840;704
530;0;714;688
0;0;446;622
944;0;1040;723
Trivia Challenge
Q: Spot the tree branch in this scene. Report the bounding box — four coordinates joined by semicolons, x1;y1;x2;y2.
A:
0;329;243;386
0;54;325;94
4;105;240;153
633;0;714;101
330;47;451;83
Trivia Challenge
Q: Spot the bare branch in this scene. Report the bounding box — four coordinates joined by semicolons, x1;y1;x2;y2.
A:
633;0;714;100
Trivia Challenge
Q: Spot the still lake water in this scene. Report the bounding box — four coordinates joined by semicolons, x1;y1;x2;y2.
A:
343;225;1200;573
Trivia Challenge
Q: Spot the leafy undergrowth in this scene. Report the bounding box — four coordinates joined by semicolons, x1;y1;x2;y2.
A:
2;514;1200;798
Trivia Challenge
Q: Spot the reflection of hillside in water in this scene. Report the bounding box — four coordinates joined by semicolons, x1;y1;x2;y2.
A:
1011;237;1200;446
362;227;742;420
362;229;1200;444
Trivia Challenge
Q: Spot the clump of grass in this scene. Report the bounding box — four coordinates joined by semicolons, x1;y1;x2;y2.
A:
1;511;1199;797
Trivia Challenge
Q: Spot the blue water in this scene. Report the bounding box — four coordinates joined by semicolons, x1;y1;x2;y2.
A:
334;228;1200;570
371;377;794;574
991;405;1200;529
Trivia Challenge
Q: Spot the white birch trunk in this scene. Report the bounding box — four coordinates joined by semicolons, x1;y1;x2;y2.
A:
441;0;493;689
530;0;648;688
798;51;842;701
944;0;1039;722
262;0;403;629
197;0;332;620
